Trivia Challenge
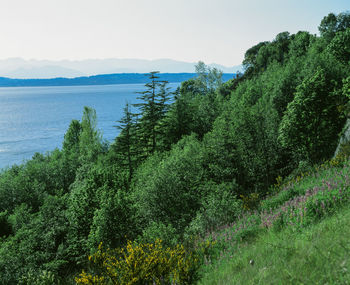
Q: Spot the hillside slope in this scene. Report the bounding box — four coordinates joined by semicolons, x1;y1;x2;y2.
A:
199;156;350;284
200;205;350;284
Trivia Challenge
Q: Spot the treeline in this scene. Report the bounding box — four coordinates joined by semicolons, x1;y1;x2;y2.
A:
0;72;235;87
0;11;350;284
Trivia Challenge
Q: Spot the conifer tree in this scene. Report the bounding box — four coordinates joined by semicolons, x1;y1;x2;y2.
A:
155;81;172;150
114;103;139;181
133;71;171;156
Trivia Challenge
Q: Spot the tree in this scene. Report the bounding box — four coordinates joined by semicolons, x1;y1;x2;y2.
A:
163;62;224;143
79;106;104;164
243;41;269;76
155;81;172;150
62;120;81;155
163;89;195;147
279;68;346;163
319;12;350;42
113;103;139;181
66;164;101;265
194;61;223;93
133;72;171;156
62;119;82;184
133;135;205;233
242;32;292;79
88;188;135;250
289;31;315;58
327;28;350;64
0;195;69;284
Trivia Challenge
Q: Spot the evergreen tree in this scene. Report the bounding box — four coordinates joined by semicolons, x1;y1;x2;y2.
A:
133;72;171;156
113;103;139;181
155;81;172;150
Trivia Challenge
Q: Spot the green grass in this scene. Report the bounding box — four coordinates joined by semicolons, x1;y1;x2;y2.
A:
199;201;350;284
196;156;350;284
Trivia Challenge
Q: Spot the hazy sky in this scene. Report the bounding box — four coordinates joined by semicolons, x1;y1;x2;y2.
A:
0;0;349;66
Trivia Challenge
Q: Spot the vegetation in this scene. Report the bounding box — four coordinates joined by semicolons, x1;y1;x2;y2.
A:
199;201;350;284
0;11;350;284
199;155;350;284
75;239;201;285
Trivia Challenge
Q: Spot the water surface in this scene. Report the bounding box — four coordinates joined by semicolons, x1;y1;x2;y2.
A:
0;83;178;169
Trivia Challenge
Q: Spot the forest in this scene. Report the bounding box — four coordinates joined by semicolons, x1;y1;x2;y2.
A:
1;11;350;284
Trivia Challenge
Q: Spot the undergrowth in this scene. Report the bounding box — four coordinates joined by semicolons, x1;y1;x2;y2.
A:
198;154;350;284
76;154;350;284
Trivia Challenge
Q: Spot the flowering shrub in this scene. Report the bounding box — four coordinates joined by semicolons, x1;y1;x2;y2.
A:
75;239;200;284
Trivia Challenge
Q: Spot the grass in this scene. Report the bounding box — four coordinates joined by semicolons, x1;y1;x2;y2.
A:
199;205;350;284
197;156;350;284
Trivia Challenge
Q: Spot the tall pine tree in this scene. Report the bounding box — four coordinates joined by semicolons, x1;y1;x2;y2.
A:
113;103;139;182
133;71;171;156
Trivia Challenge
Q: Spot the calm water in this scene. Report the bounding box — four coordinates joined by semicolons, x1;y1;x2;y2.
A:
0;83;179;169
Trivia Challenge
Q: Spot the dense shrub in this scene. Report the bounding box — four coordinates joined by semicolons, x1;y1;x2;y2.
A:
76;240;199;285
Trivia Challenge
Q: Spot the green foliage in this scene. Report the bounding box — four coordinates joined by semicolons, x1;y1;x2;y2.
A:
66;164;105;264
186;182;242;237
344;75;350;100
327;28;350;63
133;135;205;233
8;203;32;233
243;32;292;77
199;206;350;284
270;57;304;118
164;62;224;143
163;89;196;144
198;155;350;284
279;67;346;163
201;111;240;185
88;188;136;250
204;90;282;193
1;11;350;284
63;119;82;155
113;103;139;181
79;106;106;164
236;98;282;191
133;71;172;156
195;61;223;93
0;210;11;237
19;270;59;285
0;195;69;284
289;31;315;58
62;119;82;182
243;41;269;75
319;12;350;42
0;150;71;213
139;221;179;247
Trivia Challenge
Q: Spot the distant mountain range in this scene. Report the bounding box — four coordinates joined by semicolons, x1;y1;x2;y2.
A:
0;58;242;79
0;73;236;87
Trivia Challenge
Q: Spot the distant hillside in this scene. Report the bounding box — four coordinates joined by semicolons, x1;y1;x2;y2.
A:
0;58;243;79
0;73;235;87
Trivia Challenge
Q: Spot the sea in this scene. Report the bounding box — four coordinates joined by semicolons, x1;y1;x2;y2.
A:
0;83;179;169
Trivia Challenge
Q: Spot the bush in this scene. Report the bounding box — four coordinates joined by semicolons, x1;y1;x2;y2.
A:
133;135;205;234
19;270;59;285
76;240;199;284
139;221;179;248
185;182;242;237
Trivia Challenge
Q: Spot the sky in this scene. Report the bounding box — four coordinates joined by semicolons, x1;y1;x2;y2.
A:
0;0;349;67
